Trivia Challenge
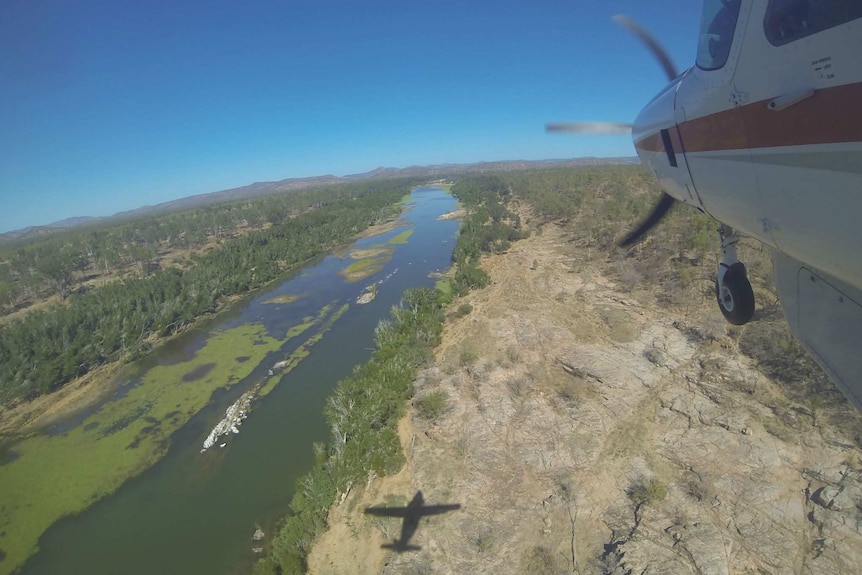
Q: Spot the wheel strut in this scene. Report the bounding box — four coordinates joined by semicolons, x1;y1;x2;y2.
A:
715;225;755;325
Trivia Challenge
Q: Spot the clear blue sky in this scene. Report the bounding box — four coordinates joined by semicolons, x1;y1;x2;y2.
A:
0;0;702;233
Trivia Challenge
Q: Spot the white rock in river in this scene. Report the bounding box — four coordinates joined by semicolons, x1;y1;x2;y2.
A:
201;389;257;451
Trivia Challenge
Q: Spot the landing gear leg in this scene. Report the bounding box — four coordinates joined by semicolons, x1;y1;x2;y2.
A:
715;225;755;325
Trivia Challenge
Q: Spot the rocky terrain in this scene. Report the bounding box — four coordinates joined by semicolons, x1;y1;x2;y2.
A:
308;209;862;575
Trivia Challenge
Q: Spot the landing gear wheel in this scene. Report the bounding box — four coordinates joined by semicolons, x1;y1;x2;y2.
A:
716;263;755;325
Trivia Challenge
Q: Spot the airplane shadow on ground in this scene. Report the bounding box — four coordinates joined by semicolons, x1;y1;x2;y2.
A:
363;490;461;552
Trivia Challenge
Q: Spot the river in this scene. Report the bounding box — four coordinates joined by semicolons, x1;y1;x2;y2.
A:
11;186;458;575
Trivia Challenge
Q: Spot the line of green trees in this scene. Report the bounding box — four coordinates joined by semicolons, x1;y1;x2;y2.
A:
0;183;392;312
254;176;525;575
449;175;527;295
0;180;419;405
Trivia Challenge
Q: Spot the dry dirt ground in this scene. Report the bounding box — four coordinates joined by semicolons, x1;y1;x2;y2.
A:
308;220;862;575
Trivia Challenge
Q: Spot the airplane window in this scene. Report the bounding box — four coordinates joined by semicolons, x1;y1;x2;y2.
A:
696;0;743;71
765;0;862;46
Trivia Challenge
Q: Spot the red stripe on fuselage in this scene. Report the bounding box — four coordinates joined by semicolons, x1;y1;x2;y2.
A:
635;126;685;155
635;81;862;154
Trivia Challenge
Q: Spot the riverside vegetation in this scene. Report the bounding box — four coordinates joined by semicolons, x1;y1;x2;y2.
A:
252;176;526;574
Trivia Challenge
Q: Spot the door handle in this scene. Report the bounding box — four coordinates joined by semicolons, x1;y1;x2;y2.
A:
768;88;814;111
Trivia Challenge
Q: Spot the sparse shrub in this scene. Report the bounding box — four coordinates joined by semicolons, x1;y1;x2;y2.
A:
628;477;667;505
466;363;489;382
505;345;521;363
453;436;471;458
555;378;581;404
507;377;528;398
521;546;564;575
699;311;727;341
738;318;832;393
596;549;625;575
416;391;449;421
477;534;495;552
404;561;433;575
466;375;482;402
683;472;715;503
455;302;473;317
617;260;643;293
657;278;686;308
643;347;666;367
527;362;544;382
469;527;495;553
459;346;478;366
671;505;690;527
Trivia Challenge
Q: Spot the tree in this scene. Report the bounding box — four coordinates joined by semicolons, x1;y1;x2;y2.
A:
34;246;75;299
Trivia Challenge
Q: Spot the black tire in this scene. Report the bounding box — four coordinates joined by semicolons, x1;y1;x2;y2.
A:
715;262;755;325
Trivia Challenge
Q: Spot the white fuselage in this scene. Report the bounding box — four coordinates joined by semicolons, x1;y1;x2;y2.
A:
633;0;862;289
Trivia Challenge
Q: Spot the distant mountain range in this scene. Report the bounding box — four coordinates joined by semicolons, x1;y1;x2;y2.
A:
1;157;637;244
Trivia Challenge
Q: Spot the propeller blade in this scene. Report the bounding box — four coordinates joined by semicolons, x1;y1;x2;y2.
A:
545;122;632;134
619;192;676;247
612;14;679;82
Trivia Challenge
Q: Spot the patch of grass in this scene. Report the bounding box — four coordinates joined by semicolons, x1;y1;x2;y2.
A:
262;293;303;305
383;493;409;507
339;258;386;283
598;306;637;343
388;228;414;245
343;259;375;274
347;246;394;260
762;415;796;442
0;322;282;574
285;304;332;340
602;416;649;460
435;279;453;302
416;391;450;421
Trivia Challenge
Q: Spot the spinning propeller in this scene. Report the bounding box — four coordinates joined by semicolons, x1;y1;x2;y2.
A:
547;15;679;247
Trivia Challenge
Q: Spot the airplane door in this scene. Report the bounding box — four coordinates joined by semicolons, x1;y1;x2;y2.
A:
674;0;774;247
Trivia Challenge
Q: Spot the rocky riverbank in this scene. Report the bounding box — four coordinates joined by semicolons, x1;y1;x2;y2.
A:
308;216;862;575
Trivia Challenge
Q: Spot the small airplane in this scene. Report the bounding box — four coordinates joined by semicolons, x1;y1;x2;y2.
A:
363;490;461;551
549;1;862;410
